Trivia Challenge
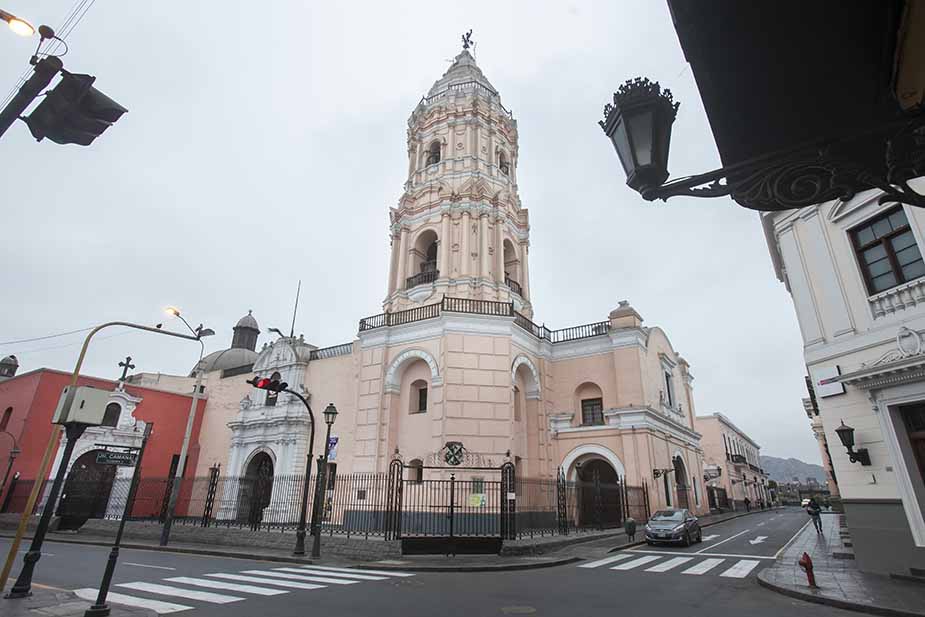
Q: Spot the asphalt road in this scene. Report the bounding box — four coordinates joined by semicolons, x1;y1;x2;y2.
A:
0;508;855;617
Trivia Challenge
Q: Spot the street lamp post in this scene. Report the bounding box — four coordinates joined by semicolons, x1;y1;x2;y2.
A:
0;9;35;37
283;388;315;557
0;319;206;596
0;432;19;507
310;403;337;559
159;308;214;547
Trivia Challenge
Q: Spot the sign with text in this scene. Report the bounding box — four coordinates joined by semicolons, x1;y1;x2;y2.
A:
96;451;137;466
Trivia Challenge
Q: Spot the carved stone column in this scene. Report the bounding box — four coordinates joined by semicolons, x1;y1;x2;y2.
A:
395;226;409;291
479;212;490;280
439;212;451;277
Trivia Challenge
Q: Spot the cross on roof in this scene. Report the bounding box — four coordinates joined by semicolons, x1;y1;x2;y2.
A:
118;356;135;381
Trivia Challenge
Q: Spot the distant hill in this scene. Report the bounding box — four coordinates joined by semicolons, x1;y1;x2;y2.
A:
760;455;826;484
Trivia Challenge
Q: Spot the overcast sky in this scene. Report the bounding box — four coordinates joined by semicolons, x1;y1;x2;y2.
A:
0;1;819;463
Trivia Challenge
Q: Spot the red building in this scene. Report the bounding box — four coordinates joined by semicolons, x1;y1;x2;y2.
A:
0;366;206;519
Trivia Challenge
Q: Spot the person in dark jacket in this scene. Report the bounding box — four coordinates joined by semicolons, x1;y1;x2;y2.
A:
807;497;823;533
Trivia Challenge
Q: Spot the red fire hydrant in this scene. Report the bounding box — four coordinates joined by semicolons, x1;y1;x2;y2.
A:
798;551;817;588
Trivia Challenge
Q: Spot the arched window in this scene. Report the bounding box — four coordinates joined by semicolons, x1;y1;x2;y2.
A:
408;459;424;483
102;403;121;428
426;141;441;166
407;229;440;288
575;382;604;426
410;379;428;414
0;407;11;431
498;151;510;175
265;372;281;406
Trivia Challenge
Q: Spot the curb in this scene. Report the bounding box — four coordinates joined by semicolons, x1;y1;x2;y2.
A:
354;556;582;573
0;533;316;566
757;569;925;617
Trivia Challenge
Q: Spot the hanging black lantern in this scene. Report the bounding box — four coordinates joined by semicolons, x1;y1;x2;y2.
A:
599;77;680;196
835;420;871;466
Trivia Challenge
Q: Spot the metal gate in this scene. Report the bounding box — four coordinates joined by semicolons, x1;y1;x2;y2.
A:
385;442;515;554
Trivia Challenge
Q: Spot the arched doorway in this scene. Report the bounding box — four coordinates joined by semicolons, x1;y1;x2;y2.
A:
56;450;117;530
576;459;623;528
237;452;274;529
673;455;690;510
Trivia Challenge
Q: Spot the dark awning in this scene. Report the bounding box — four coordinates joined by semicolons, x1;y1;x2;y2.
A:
668;0;906;167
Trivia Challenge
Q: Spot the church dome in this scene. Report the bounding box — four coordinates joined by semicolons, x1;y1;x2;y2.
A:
235;310;259;331
427;49;497;98
190;347;258;377
0;354;19;379
0;355;17;368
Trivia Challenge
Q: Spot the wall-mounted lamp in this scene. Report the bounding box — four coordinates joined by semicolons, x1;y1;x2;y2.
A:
652;467;673;479
835;420;871;466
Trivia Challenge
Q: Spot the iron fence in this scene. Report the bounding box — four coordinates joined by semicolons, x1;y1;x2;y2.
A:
1;470;650;541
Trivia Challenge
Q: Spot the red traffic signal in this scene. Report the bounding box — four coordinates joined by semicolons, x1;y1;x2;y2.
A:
247;376;288;392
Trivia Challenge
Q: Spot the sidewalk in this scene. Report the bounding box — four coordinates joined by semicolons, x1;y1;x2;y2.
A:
2;585;155;617
757;513;925;617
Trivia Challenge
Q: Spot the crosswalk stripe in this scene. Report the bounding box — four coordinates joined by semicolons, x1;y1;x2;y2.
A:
290;567;387;581
682;558;725;575
164;576;288;596
74;589;193;614
701;534;720;541
205;573;325;590
305;565;415;578
644;557;694;572
242;570;359;585
578;554;634;569
719;559;761;578
116;582;244;604
611;555;662;570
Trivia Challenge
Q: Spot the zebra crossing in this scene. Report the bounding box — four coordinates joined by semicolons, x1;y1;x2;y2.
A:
578;553;763;578
73;565;414;614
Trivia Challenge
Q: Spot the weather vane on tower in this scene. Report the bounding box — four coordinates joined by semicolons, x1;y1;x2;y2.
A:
461;29;473;50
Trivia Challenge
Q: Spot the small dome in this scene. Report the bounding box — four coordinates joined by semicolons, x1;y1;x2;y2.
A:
0;355;17;367
235;310;259;331
190;347;258;377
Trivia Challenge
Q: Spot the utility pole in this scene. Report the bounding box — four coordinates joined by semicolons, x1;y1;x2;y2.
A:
0;55;62;139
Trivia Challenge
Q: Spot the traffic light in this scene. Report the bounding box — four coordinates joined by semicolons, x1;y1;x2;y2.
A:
23;70;127;146
247;376;288;392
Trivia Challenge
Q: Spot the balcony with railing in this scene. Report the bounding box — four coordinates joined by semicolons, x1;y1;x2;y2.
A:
730;454;748;465
359;297;612;346
406;269;439;290
504;276;523;296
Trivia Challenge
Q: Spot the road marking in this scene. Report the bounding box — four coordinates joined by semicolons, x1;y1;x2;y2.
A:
164;576;288;596
578;554;634;569
694;529;750;554
74;589;193;614
682;558;725;575
774;518;813;559
307;565;415;577
748;536;768;545
611;555;661;570
290;567;388;581
756;522;766;527
268;568;361;584
242;570;359;585
628;550;775;560
720;559;760;578
644;557;693;572
117;582;244;604
125;562;176;571
701;534;720;542
205;573;324;590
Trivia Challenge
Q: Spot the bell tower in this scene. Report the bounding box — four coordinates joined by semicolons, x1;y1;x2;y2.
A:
384;38;533;317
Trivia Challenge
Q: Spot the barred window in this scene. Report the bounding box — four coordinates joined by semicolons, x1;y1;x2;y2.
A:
852;207;925;294
581;398;604;426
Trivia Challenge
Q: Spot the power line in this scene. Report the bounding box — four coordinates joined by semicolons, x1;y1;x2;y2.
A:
0;326;94;346
5;329;136;356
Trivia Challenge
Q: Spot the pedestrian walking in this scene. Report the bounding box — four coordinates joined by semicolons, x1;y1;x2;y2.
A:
744;497;751;512
806;496;823;533
624;516;637;542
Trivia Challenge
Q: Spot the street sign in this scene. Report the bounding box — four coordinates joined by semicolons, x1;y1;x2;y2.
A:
96;451;137;466
327;436;339;462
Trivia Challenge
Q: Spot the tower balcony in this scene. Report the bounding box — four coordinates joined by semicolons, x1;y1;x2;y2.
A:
406;269;439;290
504;276;523;297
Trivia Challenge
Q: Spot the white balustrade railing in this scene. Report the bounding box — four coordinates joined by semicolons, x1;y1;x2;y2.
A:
869;277;925;319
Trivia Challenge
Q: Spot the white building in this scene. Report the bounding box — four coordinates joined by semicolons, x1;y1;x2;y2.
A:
763;181;925;575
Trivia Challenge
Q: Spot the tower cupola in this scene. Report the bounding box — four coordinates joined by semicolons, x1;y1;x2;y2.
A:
231;310;260;351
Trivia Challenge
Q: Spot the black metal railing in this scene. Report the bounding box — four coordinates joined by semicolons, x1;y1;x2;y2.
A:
406;270;439;289
505;277;523;296
359;297;612;345
730;454;747;465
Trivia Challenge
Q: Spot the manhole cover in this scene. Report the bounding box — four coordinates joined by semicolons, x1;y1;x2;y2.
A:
501;607;537;615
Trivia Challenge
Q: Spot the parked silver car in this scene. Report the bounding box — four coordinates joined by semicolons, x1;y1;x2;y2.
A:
644;508;702;546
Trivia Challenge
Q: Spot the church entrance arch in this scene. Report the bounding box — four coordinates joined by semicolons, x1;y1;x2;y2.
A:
575;458;623;529
56;450;117;530
237;451;274;530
